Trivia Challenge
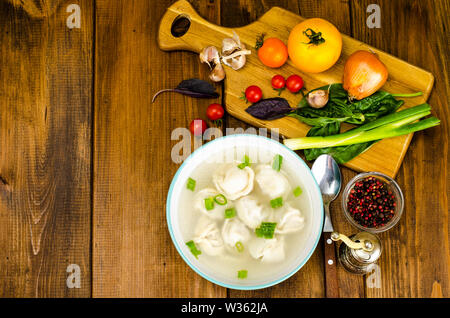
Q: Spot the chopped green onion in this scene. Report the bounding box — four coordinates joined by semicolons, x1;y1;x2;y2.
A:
225;207;236;219
293;186;303;197
272;154;283;172
237;155;250;169
213;194;227;205
235;241;244;252
255;222;277;239
186;177;196;191
237;270;248;279
204;197;214;211
270;197;283;209
186;240;201;259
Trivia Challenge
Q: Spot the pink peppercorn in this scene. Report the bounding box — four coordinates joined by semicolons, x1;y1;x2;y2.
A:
347;176;396;228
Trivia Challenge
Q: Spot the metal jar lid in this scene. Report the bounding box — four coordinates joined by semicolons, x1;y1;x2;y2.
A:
349;232;382;264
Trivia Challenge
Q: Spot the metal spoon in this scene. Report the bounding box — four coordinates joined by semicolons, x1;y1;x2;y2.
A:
311;154;342;298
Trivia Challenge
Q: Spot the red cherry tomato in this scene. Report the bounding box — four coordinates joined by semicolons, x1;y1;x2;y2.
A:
286;74;304;93
271;75;286;89
244;85;263;103
271;75;286;95
189;118;207;136
206;103;224;121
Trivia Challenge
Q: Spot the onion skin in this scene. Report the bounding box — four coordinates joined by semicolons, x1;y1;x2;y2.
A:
343;50;388;100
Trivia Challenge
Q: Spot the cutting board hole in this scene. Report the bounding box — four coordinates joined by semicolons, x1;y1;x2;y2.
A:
171;15;191;37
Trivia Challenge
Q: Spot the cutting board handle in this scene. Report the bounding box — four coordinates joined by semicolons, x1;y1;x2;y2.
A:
158;0;228;53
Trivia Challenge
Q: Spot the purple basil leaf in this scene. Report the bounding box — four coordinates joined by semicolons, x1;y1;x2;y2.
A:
245;98;293;120
152;78;219;102
176;78;219;96
173;88;219;99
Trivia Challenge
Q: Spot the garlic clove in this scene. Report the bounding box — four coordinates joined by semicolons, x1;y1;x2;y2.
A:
222;38;238;56
222;55;245;70
222;49;251;70
306;90;329;108
210;63;226;82
221;31;250;70
200;46;225;82
200;46;220;69
233;31;242;47
222;31;242;55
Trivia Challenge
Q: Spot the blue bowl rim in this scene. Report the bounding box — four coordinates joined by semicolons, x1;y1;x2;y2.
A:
166;134;324;290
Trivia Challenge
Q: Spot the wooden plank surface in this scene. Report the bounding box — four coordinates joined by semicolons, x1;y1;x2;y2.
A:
0;0;92;297
0;0;448;298
93;0;226;297
350;0;449;298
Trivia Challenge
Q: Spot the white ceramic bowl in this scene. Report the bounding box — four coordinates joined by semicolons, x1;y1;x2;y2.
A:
166;134;323;290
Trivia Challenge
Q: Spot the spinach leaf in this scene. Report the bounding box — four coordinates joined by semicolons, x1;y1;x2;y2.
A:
349;91;404;122
288;113;349;127
295;83;366;126
303;122;378;163
294;83;405;126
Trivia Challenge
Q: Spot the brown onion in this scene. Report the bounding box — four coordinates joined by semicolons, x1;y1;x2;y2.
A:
343;50;388;100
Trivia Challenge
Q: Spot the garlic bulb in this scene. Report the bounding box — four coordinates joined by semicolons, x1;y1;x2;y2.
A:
199;31;251;81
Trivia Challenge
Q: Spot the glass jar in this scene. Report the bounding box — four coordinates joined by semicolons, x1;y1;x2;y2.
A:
342;172;404;233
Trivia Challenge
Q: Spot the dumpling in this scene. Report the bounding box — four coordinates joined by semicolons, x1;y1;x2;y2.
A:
194;188;228;220
235;195;267;229
221;218;251;251
274;203;305;234
254;165;291;200
248;237;285;263
193;217;224;256
213;164;254;200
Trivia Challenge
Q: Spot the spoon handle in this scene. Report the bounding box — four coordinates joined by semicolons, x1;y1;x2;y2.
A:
323;232;340;298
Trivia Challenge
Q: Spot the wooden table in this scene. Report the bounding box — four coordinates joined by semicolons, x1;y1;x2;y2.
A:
0;0;448;298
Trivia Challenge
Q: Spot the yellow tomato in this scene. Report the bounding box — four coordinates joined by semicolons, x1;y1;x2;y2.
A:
288;18;342;73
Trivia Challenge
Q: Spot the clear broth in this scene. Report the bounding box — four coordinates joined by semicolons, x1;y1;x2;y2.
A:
178;146;313;283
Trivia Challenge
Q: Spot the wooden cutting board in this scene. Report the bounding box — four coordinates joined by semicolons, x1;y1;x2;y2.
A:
157;0;434;177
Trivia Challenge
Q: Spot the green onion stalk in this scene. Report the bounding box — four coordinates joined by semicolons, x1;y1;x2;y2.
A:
284;104;440;150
